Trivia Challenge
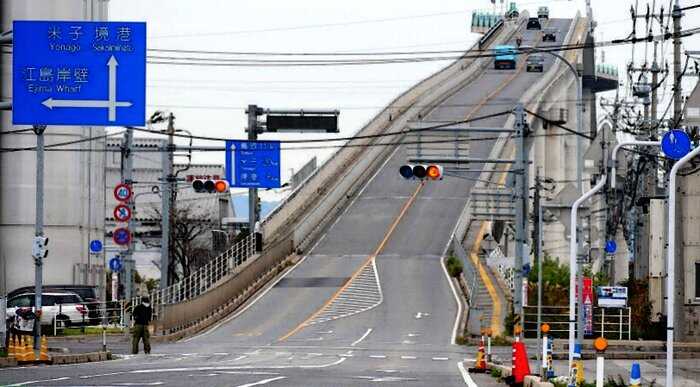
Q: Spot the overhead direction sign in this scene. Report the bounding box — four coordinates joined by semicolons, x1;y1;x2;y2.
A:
225;140;281;188
12;20;146;126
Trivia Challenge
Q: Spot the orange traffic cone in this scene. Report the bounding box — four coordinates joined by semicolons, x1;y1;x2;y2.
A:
7;335;17;359
25;336;36;361
39;335;50;362
469;335;488;372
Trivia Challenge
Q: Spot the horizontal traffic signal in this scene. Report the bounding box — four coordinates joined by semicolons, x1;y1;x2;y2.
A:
193;179;229;193
399;164;443;180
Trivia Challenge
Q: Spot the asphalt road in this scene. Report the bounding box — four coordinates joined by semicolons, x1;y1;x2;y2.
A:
2;19;574;387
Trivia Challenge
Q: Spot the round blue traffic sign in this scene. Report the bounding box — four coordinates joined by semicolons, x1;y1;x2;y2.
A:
89;239;103;254
604;240;617;254
109;257;123;272
662;130;692;160
112;227;131;246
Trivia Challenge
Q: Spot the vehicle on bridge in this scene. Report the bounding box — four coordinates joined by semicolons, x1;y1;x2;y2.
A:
527;17;542;30
526;54;544;72
538;6;549;19
494;45;517;70
542;28;557;42
505;2;519;19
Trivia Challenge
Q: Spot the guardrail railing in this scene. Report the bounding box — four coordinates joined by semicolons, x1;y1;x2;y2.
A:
523;305;632;340
129;233;256;320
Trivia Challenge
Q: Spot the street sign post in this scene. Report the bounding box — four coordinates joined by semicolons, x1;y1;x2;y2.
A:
89;239;103;254
225;140;281;188
113;204;132;222
109;257;123;272
112;228;131;246
113;183;132;202
12;20;146;126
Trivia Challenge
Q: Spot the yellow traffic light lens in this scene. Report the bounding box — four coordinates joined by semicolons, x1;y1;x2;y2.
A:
593;337;608;352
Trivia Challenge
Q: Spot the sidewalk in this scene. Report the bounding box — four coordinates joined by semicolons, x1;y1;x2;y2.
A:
48;332;131;355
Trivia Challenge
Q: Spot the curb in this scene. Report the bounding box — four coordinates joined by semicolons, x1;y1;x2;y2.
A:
1;351;112;367
486;363;555;387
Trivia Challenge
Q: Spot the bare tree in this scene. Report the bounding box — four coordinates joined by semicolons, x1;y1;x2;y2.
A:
151;202;217;285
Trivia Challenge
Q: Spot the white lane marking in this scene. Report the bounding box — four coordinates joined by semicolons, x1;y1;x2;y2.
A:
113;383;165;386
351;328;373;347
369;355;387;359
355;376;418;382
400;355;417;360
5;377;71;386
415;312;430;319
432;357;449;361
79;358;347;380
458;361;479;387
180;252;310;342
216;371;280;375
402;340;415;344
235;376;286;387
213;352;229;356
407;333;421;337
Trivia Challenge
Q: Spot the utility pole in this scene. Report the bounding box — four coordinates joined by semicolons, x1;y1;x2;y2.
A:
534;168;543;369
121;127;135;307
160;113;175;290
513;103;529;332
32;125;47;349
247;105;262;234
672;0;682;126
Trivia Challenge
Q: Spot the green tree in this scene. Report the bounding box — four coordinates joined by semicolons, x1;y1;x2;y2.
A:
527;254;569;306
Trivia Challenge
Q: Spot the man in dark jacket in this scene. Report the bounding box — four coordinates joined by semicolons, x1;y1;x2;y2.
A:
131;297;152;354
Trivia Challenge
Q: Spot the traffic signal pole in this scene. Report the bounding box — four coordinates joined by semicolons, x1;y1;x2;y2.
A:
247;105;260;234
33;125;46;349
513;103;529;334
160;113;175;290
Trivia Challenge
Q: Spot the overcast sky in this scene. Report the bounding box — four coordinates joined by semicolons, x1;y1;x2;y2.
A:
109;0;700;186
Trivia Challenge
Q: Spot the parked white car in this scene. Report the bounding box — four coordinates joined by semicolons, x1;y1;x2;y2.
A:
6;292;88;327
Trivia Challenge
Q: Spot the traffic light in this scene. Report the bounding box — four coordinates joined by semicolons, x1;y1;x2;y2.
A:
192;179;229;193
32;236;49;259
399;164;443;180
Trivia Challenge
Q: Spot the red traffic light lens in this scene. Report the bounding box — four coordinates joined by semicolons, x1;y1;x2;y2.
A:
426;164;442;180
214;180;229;193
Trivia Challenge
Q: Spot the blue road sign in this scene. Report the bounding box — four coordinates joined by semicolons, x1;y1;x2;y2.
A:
89;239;103;254
225;140;281;188
604;240;617;254
662;129;692;160
12;20;146;126
109;257;123;272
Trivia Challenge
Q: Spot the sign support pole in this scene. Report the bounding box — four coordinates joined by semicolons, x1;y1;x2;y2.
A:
33;125;46;350
160;114;175;291
513;103;528;334
247;105;260;235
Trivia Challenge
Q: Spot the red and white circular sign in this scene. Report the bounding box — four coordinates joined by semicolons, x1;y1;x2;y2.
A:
113;204;132;222
113;183;132;202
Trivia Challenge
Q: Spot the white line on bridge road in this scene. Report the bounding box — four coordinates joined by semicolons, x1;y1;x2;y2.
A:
351;328;373;346
5;377;71;386
400;355;417;360
458;361;479;387
432;357;449;361
369;355;387;359
234;376;287;387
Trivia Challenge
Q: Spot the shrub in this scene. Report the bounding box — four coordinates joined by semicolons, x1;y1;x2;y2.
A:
446;256;463;278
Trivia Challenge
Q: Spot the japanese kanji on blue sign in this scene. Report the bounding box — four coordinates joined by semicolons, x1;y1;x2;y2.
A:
12;20;146;126
225;140;281;188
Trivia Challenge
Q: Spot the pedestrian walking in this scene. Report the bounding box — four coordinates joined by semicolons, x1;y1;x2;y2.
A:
131;297;152;354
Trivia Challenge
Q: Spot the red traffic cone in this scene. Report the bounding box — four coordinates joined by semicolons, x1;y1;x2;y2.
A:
512;341;531;385
469;335;488;372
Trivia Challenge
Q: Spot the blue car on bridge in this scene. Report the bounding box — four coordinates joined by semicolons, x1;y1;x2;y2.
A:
494;45;517;70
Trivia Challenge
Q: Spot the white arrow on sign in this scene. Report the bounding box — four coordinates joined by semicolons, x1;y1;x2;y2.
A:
41;55;132;122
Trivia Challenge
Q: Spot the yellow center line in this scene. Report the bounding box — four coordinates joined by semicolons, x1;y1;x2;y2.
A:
467;20;554;336
278;182;424;341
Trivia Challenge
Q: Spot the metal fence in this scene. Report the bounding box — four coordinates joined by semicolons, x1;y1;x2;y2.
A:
129;233;256;320
452;237;479;304
523;305;632;340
